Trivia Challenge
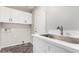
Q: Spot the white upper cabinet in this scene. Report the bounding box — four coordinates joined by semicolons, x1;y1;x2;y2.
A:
23;12;32;24
0;7;32;24
0;7;12;23
12;9;25;24
32;7;46;34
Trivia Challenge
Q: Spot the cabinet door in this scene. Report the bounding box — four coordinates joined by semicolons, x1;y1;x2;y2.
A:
0;7;12;23
0;7;32;24
23;13;32;24
33;37;48;53
47;44;71;53
12;9;23;24
33;7;46;34
12;9;32;24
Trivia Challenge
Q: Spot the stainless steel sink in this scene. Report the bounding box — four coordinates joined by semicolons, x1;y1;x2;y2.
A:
41;34;79;44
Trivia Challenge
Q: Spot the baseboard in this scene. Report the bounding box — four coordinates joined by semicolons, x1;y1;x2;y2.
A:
0;41;31;49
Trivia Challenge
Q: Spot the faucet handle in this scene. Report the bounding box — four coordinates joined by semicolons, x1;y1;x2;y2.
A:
57;26;60;29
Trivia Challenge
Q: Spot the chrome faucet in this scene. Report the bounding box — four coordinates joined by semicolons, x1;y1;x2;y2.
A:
57;25;63;35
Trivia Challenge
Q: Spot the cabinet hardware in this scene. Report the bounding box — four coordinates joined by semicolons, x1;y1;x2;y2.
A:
9;18;12;22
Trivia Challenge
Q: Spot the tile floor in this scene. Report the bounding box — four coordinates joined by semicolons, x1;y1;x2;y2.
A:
0;42;33;53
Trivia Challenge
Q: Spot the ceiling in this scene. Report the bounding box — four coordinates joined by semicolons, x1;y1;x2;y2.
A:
6;6;35;13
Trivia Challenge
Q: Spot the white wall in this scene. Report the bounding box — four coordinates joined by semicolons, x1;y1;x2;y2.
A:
0;23;31;48
47;6;79;30
32;7;47;34
0;24;1;48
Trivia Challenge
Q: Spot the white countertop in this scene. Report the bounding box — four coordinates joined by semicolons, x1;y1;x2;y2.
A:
32;34;79;53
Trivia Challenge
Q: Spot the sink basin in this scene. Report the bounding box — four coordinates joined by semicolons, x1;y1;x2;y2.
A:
41;34;79;44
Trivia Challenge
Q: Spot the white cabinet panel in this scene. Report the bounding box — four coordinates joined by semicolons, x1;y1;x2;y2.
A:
33;7;46;34
47;44;71;53
33;37;48;53
24;13;32;24
0;7;32;24
12;9;24;23
33;36;72;53
12;8;32;24
0;7;12;23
